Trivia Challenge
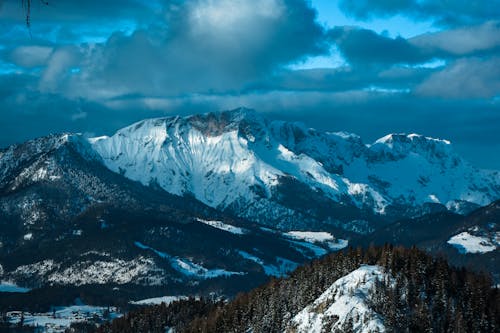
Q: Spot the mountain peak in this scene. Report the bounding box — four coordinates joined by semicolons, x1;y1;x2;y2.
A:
369;133;455;163
186;107;264;137
373;133;451;147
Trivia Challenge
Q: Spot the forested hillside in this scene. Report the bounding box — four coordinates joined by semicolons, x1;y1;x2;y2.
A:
95;245;499;333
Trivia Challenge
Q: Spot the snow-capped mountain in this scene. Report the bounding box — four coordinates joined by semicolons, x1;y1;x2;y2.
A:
0;132;339;297
90;108;500;229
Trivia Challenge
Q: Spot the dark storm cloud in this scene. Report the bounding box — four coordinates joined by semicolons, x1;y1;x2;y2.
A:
248;65;435;93
338;0;500;26
328;22;500;67
328;27;428;65
38;0;327;98
0;73;168;148
0;0;329;146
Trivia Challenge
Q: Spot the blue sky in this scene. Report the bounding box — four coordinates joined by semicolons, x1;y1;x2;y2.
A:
0;0;499;168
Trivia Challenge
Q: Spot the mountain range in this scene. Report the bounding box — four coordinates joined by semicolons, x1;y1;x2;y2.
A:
0;108;499;305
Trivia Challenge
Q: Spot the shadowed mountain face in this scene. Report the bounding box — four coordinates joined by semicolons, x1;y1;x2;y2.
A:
0;108;498;303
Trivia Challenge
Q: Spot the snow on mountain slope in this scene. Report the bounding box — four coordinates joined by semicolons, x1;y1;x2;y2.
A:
129;295;188;305
271;121;499;213
284;231;349;252
89;110;359;214
447;222;499;254
134;241;244;279
360;134;497;212
195;218;247;234
88;108;500;225
447;232;497;254
289;265;389;333
9;257;168;286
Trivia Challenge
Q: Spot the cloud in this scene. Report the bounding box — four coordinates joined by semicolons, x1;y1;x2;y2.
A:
0;0;159;23
39;46;81;92
328;26;428;66
38;0;326;99
8;45;53;68
409;21;500;56
338;0;500;26
328;22;500;68
416;57;500;98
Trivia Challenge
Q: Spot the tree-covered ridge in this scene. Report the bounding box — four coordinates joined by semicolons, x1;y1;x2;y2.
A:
96;245;499;333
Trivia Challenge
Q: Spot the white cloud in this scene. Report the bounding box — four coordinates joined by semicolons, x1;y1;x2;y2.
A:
10;46;53;68
39;47;80;92
416;57;500;98
410;21;500;55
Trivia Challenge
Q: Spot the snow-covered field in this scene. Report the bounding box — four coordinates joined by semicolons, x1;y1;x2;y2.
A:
447;231;498;254
285;231;335;243
284;231;348;256
7;305;121;333
291;265;389;333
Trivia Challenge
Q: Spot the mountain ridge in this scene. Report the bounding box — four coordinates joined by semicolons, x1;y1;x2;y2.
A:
88;108;500;229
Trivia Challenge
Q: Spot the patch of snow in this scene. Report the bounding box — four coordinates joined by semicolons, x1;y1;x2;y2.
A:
326;238;349;251
195;218;247;235
447;232;497;254
428;194;440;203
130;296;188;305
72;229;83;236
87;136;109;144
284;231;348;255
290;265;389;333
23;233;33;241
7;304;120;331
286;231;335;243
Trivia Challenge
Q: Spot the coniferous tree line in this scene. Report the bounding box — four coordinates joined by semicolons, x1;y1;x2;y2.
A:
93;245;500;333
93;298;222;333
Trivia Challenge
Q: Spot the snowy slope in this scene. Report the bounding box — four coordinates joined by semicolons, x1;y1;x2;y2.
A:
447;232;497;254
289;265;389;333
90;108;500;226
447;222;499;254
89;110;361;224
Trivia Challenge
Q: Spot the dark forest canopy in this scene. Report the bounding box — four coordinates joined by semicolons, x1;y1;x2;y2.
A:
95;245;500;333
